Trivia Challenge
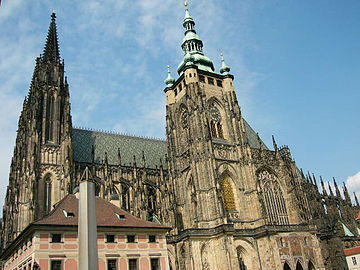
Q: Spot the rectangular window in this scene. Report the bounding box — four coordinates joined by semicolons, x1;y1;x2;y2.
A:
199;75;205;83
50;260;62;270
352;256;357;265
127;235;136;243
150;258;160;270
129;259;138;270
208;77;214;85
217;80;223;87
106;234;115;243
148;235;156;243
51;234;62;243
107;259;117;270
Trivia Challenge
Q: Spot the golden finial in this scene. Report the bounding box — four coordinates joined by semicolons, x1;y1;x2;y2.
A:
184;0;188;8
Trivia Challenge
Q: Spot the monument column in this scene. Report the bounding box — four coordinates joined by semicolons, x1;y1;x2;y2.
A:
78;167;99;270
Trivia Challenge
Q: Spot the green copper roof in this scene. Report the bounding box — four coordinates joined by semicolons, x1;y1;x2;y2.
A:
72;128;167;168
72;120;267;168
342;222;355;237
177;7;214;74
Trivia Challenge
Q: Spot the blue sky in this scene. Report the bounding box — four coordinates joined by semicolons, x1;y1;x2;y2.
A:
0;0;359;206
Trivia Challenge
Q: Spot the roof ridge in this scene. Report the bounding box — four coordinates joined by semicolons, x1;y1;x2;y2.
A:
72;126;166;142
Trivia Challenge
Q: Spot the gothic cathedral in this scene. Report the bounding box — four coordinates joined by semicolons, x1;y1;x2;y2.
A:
1;7;360;270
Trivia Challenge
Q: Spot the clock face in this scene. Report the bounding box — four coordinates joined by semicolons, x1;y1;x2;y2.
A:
210;107;221;121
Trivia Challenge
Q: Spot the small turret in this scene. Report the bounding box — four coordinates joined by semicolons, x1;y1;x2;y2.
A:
333;178;341;198
354;192;359;207
164;65;176;89
220;53;231;75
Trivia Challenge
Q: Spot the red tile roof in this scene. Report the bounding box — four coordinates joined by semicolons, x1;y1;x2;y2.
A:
356;211;360;220
34;194;170;229
344;246;360;256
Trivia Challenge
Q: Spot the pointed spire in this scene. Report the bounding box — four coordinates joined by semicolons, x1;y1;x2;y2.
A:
333;177;341;198
177;1;214;74
342;182;351;202
312;173;317;186
354;192;359;207
328;182;334;197
42;13;60;63
220;53;231;75
164;65;175;88
320;176;327;196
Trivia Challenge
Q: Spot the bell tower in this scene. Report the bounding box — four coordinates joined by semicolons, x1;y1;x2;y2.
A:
165;4;266;269
1;13;74;249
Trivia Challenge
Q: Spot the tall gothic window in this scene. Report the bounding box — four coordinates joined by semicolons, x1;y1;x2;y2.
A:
45;94;55;142
283;262;291;270
147;186;157;214
221;176;236;211
121;184;130;211
236;247;248;270
209;107;224;139
44;177;52;214
258;170;289;225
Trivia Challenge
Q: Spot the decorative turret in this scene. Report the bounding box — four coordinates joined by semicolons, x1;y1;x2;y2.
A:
343;182;351;203
177;2;214;74
220;53;231;75
333;178;341;198
164;65;175;89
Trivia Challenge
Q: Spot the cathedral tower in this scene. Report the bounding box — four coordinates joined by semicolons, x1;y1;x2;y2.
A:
1;13;74;248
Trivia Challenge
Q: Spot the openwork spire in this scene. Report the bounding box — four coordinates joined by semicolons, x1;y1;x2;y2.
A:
177;2;214;74
43;13;60;63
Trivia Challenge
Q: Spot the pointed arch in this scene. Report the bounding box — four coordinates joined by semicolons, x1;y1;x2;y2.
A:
296;261;304;270
308;260;316;270
257;169;289;225
208;97;227;140
120;183;130;211
284;262;291;270
220;176;237;211
201;243;212;270
43;173;52;215
236;246;248;270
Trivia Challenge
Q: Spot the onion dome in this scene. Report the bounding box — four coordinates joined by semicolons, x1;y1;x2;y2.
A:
177;3;215;74
220;53;231;75
164;65;176;88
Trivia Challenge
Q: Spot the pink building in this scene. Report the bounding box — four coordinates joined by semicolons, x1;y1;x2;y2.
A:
0;195;171;270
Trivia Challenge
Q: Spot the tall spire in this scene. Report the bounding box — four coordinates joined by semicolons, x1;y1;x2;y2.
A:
177;1;214;74
42;13;60;63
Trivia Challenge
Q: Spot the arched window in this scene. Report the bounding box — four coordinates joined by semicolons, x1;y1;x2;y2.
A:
236;246;248;270
147;186;157;214
121;184;130;211
45;94;55;142
221;176;236;211
284;262;291;270
308;261;316;270
296;261;304;270
209;106;224;139
258;170;289;225
44;176;52;214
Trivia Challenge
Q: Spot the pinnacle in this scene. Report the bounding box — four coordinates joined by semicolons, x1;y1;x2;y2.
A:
42;12;60;63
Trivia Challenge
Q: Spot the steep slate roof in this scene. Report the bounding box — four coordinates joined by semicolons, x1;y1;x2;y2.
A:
72;128;167;168
34;194;170;229
72;120;267;167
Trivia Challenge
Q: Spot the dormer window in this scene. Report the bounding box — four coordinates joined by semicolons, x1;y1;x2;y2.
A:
63;210;75;217
115;213;126;220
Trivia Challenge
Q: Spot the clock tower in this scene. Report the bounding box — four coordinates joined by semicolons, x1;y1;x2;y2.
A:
164;5;266;269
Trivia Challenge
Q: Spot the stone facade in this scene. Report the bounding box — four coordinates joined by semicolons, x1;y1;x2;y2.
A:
1;8;360;270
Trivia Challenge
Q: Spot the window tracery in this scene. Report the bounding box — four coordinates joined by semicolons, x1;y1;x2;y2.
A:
258;170;289;225
44;176;52;214
209;106;224;139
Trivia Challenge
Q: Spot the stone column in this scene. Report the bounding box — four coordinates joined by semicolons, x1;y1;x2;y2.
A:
78;167;99;270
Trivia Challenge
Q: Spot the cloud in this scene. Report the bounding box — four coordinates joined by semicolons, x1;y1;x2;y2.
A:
346;172;360;202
